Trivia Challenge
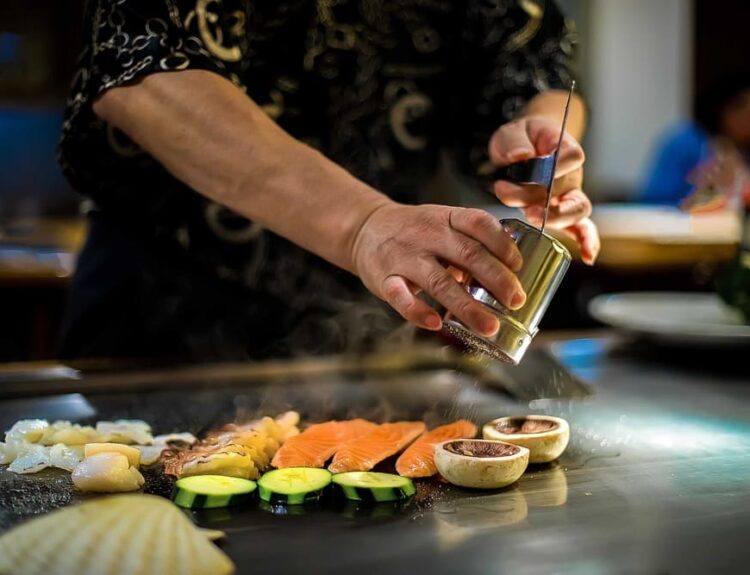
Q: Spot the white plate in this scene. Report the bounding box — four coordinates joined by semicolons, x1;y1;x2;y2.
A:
588;292;750;345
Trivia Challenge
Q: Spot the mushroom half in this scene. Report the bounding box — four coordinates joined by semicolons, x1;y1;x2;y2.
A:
434;439;529;489
482;415;570;464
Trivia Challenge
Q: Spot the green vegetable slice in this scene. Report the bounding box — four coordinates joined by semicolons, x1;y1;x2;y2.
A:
332;471;416;502
258;467;332;505
172;475;257;509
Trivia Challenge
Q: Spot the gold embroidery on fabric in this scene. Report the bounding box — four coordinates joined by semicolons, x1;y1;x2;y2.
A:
185;0;245;62
505;0;543;52
389;92;432;151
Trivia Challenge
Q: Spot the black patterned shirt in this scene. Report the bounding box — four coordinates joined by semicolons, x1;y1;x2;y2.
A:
58;0;575;360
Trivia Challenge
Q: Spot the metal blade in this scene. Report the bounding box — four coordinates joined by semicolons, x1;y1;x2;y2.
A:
541;81;576;233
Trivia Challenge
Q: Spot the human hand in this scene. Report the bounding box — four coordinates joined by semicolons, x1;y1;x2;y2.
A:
351;203;526;335
489;116;600;264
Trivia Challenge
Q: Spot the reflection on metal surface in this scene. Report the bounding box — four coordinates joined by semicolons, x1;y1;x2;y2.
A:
433;488;529;551
433;487;528;548
519;464;568;507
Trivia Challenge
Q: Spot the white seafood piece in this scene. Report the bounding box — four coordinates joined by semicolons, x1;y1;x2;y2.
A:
135;445;165;466
84;443;141;467
95;419;154;445
39;421;99;446
154;432;197;446
0;494;234;575
8;444;50;474
0;442;15;464
72;453;145;492
49;443;84;471
5;419;49;445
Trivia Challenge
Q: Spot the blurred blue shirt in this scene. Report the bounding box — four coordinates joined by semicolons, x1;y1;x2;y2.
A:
638;121;712;206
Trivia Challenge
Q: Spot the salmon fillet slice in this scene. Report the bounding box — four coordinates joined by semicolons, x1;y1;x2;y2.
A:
328;421;426;473
271;419;378;468
395;420;477;478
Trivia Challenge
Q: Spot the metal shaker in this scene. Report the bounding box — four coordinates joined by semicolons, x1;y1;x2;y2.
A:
443;218;571;365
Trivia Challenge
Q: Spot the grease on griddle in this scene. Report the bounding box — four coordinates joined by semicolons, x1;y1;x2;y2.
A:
443;440;519;458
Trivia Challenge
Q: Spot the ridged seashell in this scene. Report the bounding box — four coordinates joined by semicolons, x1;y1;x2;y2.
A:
0;494;234;575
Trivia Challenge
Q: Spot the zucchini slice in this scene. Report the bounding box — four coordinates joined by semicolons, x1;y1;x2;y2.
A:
258;467;332;505
172;475;257;509
332;471;416;503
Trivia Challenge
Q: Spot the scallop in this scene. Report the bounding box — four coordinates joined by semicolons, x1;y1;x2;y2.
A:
84;443;141;467
0;494;235;575
72;453;145;493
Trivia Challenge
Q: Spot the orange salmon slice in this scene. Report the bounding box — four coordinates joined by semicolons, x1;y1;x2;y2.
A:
272;419;378;468
328;421;426;473
395;420;477;478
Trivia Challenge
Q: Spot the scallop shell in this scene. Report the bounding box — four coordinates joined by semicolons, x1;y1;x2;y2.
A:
0;494;234;575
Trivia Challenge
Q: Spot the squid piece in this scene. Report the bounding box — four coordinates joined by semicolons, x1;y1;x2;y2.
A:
39;421;99;446
95;420;154;445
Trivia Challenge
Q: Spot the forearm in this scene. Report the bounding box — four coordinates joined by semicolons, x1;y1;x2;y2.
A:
93;69;391;273
520;90;587;141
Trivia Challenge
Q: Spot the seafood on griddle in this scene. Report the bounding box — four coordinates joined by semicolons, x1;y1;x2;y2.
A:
328;421;426;473
271;418;378;468
72;452;145;493
136;432;198;465
0;418;158;475
162;411;300;480
395;420;478;478
94;419;155;445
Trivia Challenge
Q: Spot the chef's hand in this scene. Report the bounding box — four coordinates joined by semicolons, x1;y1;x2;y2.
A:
352;203;526;335
490;116;600;264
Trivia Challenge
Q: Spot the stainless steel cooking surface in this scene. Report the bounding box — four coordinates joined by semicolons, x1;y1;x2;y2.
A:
1;335;749;573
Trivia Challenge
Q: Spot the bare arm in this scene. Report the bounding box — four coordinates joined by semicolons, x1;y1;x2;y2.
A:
93;69;525;337
93;69;390;275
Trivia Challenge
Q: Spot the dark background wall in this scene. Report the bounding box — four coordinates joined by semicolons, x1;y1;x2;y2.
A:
694;0;750;119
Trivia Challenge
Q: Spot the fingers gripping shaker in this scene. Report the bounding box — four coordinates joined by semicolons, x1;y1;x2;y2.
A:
443;218;571;364
443;83;576;364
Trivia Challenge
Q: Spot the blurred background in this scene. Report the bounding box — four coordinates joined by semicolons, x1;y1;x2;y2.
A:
0;0;748;361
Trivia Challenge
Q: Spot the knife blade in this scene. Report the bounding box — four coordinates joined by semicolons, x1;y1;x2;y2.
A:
541;80;576;233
